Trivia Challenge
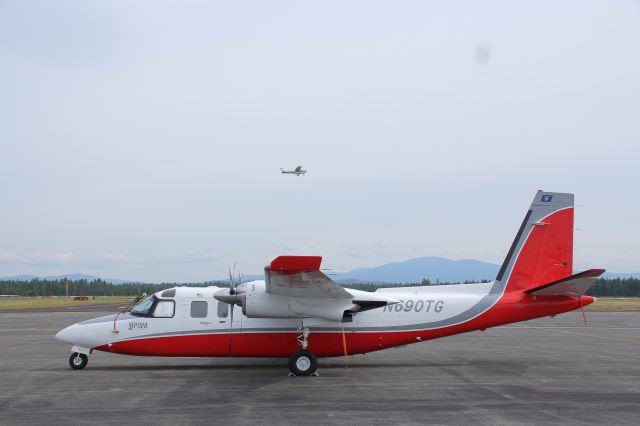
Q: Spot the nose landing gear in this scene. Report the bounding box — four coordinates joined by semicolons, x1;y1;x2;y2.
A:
69;352;88;370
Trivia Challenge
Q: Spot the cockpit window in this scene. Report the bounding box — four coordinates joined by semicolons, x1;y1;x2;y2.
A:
161;289;176;298
130;296;155;316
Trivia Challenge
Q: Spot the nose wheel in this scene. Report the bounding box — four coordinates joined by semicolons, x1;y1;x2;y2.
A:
69;352;88;370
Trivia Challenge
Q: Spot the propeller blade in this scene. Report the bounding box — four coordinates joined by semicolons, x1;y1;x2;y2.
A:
228;264;236;295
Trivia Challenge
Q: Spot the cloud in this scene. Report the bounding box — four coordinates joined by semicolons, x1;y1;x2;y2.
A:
0;251;76;264
156;252;221;264
0;251;22;262
98;252;135;262
34;252;75;263
0;251;75;264
95;251;223;265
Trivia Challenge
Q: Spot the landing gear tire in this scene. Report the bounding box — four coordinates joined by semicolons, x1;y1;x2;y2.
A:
69;352;88;370
289;349;317;376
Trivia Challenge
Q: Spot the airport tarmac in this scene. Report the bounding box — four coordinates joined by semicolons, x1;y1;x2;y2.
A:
0;310;638;425
0;303;125;314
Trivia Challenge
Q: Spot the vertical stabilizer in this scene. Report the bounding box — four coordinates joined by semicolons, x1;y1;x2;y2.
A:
496;191;574;292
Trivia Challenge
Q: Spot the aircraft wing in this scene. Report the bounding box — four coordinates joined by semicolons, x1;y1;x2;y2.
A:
265;256;352;299
525;269;605;296
254;256;398;321
295;166;302;172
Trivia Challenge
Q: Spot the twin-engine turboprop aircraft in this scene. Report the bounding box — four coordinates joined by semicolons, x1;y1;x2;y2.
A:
56;191;604;375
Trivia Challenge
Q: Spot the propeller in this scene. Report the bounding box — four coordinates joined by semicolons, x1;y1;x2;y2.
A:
214;263;246;308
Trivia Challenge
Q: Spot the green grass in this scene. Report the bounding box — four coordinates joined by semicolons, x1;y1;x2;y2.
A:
586;297;640;312
0;296;136;310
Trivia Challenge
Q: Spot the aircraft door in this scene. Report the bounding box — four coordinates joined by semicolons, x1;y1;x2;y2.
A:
214;301;233;355
229;304;244;354
181;298;230;356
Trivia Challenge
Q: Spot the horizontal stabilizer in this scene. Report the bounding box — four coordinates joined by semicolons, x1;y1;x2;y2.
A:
525;269;605;296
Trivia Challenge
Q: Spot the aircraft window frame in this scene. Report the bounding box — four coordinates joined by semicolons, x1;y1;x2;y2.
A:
161;289;176;298
217;301;229;318
190;300;208;318
153;300;175;318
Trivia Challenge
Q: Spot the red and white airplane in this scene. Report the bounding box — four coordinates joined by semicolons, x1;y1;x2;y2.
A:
56;191;604;375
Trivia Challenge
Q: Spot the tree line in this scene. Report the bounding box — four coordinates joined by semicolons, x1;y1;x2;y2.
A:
0;277;638;297
348;278;640;296
0;279;224;297
586;278;640;297
316;277;640;297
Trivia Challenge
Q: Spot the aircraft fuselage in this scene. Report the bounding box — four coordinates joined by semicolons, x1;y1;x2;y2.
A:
55;282;592;358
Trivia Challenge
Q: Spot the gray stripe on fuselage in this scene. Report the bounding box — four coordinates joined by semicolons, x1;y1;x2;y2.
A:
120;327;299;340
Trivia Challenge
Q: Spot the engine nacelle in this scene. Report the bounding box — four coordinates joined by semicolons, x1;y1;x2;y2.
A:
243;281;290;318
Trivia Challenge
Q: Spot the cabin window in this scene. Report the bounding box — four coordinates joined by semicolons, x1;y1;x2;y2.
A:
217;302;228;318
153;300;175;318
190;301;208;318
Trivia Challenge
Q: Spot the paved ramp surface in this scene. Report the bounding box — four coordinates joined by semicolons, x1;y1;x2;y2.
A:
0;303;125;313
0;311;638;425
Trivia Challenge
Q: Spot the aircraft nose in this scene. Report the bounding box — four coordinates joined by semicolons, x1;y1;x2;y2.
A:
55;325;76;344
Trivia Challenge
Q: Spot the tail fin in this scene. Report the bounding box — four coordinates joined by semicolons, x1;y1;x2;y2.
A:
496;191;574;293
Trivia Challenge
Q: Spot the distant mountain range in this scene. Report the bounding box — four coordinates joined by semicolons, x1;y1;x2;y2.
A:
2;257;638;284
226;257;640;283
332;257;500;283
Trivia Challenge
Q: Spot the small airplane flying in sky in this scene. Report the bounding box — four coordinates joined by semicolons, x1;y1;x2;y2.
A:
56;191;604;376
280;166;306;176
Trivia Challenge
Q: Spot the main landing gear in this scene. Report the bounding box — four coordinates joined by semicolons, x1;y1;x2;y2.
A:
69;352;88;370
289;326;318;376
289;349;317;376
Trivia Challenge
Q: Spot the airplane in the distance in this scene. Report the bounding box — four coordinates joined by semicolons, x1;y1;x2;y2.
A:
56;191;604;376
280;166;306;176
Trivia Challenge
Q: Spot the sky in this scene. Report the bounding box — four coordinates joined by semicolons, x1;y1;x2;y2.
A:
1;0;639;282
